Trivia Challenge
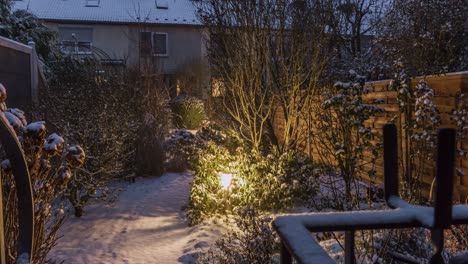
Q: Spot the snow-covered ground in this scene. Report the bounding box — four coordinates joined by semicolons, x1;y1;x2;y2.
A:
49;172;226;264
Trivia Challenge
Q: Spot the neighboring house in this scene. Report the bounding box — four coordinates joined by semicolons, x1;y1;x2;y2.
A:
13;0;210;98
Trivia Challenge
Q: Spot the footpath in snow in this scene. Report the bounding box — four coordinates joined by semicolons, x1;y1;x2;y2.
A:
49;172;225;264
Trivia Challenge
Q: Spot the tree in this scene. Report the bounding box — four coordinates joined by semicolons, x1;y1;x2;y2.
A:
322;0;392;80
0;0;56;60
376;0;467;76
197;0;332;153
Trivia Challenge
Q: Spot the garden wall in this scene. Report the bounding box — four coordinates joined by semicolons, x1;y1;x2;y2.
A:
273;71;468;201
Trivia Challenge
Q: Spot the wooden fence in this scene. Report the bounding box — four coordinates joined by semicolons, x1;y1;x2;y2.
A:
273;71;468;201
0;36;45;110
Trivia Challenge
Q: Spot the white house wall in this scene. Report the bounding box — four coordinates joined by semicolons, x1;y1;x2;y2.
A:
45;22;208;75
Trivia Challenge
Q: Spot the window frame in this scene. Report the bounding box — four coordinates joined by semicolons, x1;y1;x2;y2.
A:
58;25;94;55
60;40;93;55
85;0;100;7
151;32;169;57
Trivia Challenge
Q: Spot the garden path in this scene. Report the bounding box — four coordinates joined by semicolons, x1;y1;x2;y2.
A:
48;172;224;264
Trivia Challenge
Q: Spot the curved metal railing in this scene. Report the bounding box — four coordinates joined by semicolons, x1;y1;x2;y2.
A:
0;112;34;263
274;124;468;264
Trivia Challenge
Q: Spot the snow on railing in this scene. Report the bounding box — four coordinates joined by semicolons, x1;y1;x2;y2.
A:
273;124;468;264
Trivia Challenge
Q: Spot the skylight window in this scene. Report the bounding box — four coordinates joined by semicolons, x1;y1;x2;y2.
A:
86;0;100;7
156;0;169;9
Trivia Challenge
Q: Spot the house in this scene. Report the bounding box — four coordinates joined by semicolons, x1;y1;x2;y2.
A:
13;0;210;98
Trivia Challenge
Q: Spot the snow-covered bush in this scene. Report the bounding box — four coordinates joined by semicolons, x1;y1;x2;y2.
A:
164;123;233;172
451;93;468;186
389;65;441;201
164;129;198;172
41;57;170;216
0;83;84;263
170;95;206;129
188;125;318;224
312;70;384;208
196;207;279;264
0;1;56;60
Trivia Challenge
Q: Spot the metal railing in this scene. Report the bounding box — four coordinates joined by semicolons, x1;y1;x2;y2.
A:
273;124;468;264
0;113;34;263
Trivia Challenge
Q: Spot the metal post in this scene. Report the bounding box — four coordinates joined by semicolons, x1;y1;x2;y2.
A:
383;124;399;204
430;229;444;264
345;231;356;264
281;241;293;264
434;128;456;229
430;128;456;264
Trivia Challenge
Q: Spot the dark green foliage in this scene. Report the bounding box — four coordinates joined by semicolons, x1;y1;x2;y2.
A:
187;124;319;225
0;2;57;60
170;95;206;129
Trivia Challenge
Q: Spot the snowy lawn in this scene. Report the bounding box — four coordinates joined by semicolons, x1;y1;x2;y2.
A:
49;172;226;264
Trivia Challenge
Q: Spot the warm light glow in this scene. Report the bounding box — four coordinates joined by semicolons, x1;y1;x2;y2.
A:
219;173;233;190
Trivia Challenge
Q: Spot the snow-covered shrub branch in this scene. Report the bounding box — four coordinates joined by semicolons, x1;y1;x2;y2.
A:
164;129;198;172
0;83;85;263
311;70;383;208
389;64;441;201
451;93;468;192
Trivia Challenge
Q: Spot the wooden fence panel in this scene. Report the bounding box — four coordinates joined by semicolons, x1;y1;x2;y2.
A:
273;72;468;201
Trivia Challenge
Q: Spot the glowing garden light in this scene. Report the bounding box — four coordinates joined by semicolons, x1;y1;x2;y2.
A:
219;172;233;190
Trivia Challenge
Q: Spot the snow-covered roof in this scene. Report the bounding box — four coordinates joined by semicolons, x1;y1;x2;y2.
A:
13;0;201;26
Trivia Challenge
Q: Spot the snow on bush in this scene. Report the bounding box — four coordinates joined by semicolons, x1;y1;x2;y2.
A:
187;124;318;225
389;64;441;201
312;70;384;208
196;207;279;264
164;129;197;172
0;83;85;264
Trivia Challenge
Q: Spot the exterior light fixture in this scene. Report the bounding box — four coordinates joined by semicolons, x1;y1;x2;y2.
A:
219;172;233;190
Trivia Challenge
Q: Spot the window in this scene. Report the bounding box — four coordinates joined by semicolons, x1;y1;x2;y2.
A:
139;32;169;57
152;32;168;56
86;0;100;7
58;27;93;55
156;0;169;9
